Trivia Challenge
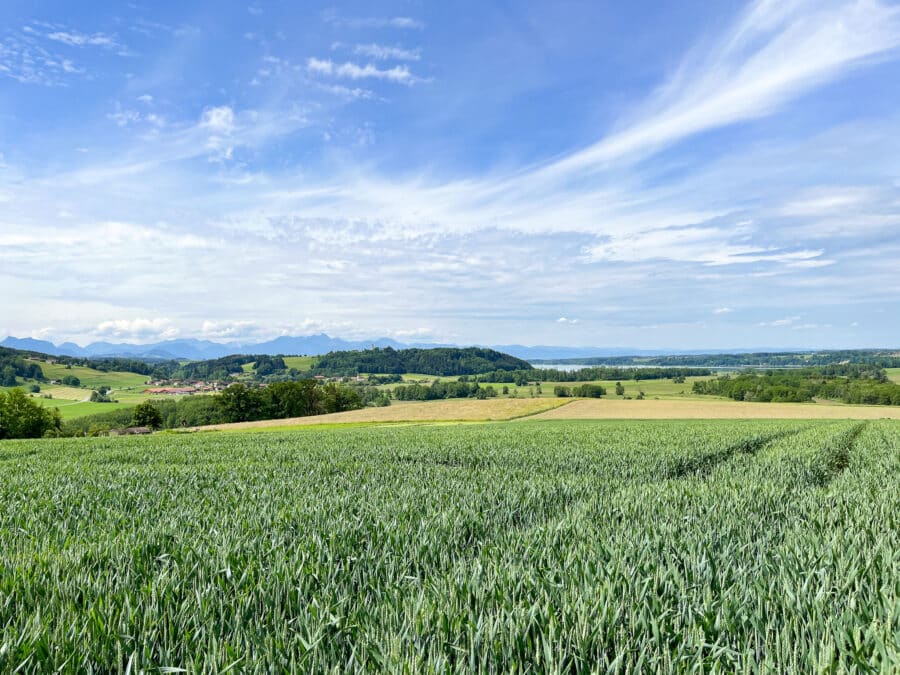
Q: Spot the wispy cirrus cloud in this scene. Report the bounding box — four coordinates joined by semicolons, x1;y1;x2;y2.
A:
276;0;900;270
533;0;900;180
0;34;81;85
44;30;120;49
4;0;900;348
1;22;129;85
583;225;830;267
322;11;424;30
306;57;418;84
348;43;421;61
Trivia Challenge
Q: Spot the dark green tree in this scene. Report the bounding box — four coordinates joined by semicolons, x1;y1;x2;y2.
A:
217;384;264;422
1;366;17;387
0;388;60;439
132;401;163;429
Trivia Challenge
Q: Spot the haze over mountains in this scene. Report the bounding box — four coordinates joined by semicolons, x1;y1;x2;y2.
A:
1;334;815;362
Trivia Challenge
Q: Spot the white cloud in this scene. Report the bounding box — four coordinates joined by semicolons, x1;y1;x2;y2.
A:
324;13;424;30
107;106;165;128
0;221;212;250
96;318;179;340
390;327;436;339
557;317;580;324
200;106;236;133
45;30;119;49
713;307;734;314
759;316;801;327
306;57;417;84
583;223;827;266
318;83;376;100
352;44;421;61
780;187;876;216
201;320;260;338
0;34;84;86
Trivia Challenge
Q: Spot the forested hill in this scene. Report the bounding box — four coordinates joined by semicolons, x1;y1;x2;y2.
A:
313;347;533;376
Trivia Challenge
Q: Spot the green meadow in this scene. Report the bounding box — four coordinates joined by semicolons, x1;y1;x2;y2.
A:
31;360;150;389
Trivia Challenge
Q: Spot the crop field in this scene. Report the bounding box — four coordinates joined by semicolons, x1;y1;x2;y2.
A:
887;367;900;384
29;360;150;390
190;396;900;432
0;420;898;671
469;376;712;400
193;397;568;431
531;397;900;420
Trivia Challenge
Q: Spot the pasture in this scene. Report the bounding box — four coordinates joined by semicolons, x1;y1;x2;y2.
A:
30;360;149;389
282;355;318;371
0;420;897;671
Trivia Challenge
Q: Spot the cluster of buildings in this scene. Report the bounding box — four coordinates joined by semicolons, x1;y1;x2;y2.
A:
143;381;227;395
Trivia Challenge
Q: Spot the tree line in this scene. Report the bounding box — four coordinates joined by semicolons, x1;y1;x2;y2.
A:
313;347;533;377
469;367;711;384
61;380;366;436
692;367;900;405
535;350;900;369
392;381;499;401
0;348;45;386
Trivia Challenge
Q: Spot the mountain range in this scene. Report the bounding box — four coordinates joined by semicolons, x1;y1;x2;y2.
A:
0;334;813;362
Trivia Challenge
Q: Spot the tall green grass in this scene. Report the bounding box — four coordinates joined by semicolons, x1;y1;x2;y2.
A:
0;420;897;671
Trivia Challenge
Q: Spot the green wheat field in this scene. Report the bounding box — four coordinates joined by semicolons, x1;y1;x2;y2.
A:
1;420;898;672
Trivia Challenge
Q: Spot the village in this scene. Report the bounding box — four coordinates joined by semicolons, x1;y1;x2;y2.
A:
142;374;365;396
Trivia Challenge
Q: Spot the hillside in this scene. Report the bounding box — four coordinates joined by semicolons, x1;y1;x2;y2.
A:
312;347;533;376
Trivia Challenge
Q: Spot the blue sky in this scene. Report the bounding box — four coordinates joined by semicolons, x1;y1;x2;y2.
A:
1;0;899;349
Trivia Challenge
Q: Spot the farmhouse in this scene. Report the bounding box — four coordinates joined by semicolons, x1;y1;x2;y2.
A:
108;427;152;436
144;387;197;395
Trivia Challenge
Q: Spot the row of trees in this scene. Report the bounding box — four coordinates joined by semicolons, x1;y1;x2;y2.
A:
539;350;900;369
692;368;900;405
553;384;606;398
470;367;711;384
393;381;498;401
62;380;366;435
0;347;45;386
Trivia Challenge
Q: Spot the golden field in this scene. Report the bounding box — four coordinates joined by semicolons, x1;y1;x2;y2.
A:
191;397;569;430
529;398;900;420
